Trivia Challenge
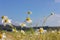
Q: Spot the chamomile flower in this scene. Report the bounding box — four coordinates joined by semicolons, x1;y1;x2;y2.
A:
26;19;32;23
2;19;11;26
1;16;12;26
39;28;44;33
51;30;55;33
12;29;18;32
27;11;32;15
1;16;8;19
51;12;55;15
2;33;6;40
26;17;32;23
26;17;31;21
20;23;26;27
4;19;11;23
0;32;6;40
21;30;25;35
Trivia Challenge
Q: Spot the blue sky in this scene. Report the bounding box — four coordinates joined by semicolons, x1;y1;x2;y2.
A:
0;0;60;26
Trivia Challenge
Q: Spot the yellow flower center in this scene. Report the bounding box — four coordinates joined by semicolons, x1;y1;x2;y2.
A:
4;19;9;23
26;17;31;21
27;11;32;14
1;16;5;19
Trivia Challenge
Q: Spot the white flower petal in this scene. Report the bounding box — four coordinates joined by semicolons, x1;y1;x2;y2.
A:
26;20;32;23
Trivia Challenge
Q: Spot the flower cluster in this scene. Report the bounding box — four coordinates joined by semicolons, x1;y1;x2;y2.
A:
1;16;11;26
20;11;32;34
20;11;32;27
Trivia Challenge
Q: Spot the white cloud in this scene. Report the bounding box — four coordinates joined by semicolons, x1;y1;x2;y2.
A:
45;14;60;26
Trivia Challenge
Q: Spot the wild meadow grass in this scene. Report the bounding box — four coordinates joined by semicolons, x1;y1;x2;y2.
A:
0;29;60;40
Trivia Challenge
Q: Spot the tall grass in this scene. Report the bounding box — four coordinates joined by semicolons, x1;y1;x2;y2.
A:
0;30;59;40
